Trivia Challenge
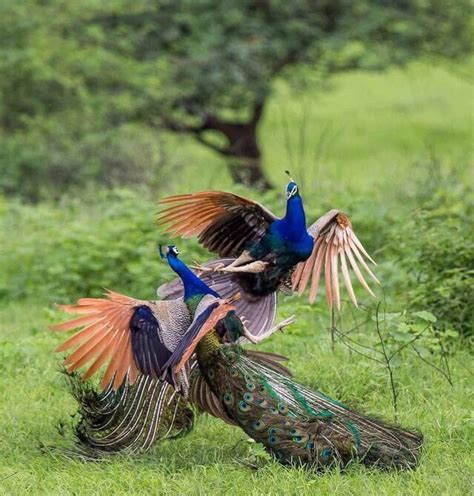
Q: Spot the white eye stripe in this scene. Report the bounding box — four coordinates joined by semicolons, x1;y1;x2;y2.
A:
287;185;298;198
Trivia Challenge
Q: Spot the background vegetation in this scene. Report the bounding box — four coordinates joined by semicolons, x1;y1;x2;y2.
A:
0;1;473;494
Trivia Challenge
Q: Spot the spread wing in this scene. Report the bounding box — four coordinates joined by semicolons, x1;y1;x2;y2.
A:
51;291;191;391
156;191;277;257
292;210;379;309
157;258;277;340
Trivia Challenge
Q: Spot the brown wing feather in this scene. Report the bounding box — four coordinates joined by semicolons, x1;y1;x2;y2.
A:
292;210;379;308
174;303;235;374
50;290;143;390
157;191;277;257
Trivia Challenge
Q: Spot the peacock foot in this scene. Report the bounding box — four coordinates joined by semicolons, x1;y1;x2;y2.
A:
190;262;214;274
219;261;269;274
242;314;296;344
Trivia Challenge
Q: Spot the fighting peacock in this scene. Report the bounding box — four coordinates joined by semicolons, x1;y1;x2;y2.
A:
50;245;291;457
157;172;379;311
52;246;422;470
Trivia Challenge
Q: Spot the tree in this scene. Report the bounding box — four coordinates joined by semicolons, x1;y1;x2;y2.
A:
1;0;471;192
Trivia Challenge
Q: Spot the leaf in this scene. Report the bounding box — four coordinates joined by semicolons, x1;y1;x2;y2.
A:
371;312;401;322
443;328;459;338
413;346;431;358
413;311;437;323
397;322;411;334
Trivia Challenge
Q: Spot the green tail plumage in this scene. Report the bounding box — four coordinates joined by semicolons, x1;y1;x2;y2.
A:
197;332;423;470
52;349;292;459
63;371;194;459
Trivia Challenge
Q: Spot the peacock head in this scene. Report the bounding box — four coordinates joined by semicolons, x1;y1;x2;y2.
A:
159;244;181;259
285;170;299;199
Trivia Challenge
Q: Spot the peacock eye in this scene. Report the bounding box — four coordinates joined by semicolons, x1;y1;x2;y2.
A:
320;448;332;460
252;419;266;431
238;401;251;412
243;392;254;402
268;434;279;445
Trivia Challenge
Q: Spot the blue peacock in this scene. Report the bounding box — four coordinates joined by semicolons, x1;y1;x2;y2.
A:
51;245;291;456
157;173;380;312
53;246;422;469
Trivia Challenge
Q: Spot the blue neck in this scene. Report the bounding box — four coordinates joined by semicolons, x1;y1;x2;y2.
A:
285;195;306;226
167;255;219;301
278;195;307;240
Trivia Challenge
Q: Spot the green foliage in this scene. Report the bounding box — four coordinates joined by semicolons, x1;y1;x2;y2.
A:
33;0;470;119
0;118;170;201
0;190;208;303
388;162;474;339
372;307;456;367
0;1;168;200
1;0;472;198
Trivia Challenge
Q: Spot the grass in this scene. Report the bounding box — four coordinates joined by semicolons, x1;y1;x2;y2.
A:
0;60;473;495
0;300;472;495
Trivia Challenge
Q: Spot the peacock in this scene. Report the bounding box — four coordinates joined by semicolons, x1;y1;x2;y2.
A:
156;174;380;313
52;246;422;469
50;245;291;456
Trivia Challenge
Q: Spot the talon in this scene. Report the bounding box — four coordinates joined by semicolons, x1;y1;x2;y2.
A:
221;261;269;274
273;314;296;333
190;263;213;273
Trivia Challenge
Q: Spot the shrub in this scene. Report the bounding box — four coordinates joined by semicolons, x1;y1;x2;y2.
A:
388;162;474;340
0;117;168;202
0;189;208;303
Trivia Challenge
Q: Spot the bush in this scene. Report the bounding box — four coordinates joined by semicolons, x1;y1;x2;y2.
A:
0;116;168;202
388;162;474;340
2;163;472;346
0;189;208;303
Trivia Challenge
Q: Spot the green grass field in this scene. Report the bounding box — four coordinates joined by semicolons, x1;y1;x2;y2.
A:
0;61;473;495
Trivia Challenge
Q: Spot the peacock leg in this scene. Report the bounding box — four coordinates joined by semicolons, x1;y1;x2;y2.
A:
190;261;216;273
223;251;255;269
242;315;295;344
190;251;255;273
219;260;269;274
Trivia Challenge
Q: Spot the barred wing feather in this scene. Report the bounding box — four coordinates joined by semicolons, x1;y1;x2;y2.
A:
157;191;277;257
292;210;379;309
51;292;192;391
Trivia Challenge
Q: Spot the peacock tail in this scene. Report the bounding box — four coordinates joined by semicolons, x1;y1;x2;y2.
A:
59;351;292;458
196;332;423;470
62;370;194;459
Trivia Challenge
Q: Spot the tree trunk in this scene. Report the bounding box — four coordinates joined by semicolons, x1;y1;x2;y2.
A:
163;102;272;190
205;114;272;191
227;156;270;190
225;126;271;190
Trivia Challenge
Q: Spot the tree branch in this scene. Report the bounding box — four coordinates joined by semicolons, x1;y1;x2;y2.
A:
194;134;231;156
160;115;233;156
160;117;210;134
375;300;398;419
